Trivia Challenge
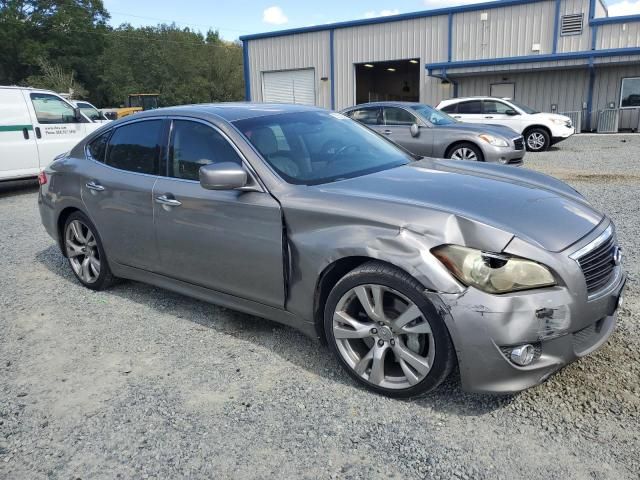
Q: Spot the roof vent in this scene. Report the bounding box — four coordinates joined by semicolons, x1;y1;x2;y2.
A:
561;13;584;36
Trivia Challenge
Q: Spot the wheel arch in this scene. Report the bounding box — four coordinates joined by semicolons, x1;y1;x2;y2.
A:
523;124;551;138
444;140;484;161
312;256;431;343
57;206;82;257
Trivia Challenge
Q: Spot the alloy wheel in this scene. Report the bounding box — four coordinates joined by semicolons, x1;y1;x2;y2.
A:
65;219;101;284
450;147;477;161
527;132;546;150
332;284;435;390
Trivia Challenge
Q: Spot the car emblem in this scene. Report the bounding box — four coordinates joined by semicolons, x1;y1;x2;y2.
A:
613;246;622;266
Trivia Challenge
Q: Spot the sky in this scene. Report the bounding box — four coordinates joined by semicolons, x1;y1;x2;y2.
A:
102;0;640;41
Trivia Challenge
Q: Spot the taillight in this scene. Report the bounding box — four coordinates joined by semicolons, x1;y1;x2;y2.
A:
38;171;48;186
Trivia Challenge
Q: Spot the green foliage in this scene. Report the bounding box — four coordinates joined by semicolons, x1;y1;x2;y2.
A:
26;57;88;97
0;1;245;107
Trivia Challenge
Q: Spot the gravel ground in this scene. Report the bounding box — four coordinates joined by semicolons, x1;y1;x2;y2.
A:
1;134;639;479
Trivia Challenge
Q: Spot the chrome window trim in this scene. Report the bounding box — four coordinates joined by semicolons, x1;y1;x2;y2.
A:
165;116;265;193
569;224;613;260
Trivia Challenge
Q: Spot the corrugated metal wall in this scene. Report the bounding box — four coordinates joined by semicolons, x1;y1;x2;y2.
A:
333;16;449;109
556;0;591;53
456;67;590;112
244;0;640;130
451;0;556;60
247;31;331;108
598;22;640;50
592;63;640;130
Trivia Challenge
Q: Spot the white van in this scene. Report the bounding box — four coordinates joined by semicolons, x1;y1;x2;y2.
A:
0;86;102;181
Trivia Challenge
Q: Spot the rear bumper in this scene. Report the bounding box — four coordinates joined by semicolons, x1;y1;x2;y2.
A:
431;269;625;394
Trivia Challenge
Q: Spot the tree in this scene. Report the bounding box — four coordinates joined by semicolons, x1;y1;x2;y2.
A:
0;0;109;93
25;57;88;97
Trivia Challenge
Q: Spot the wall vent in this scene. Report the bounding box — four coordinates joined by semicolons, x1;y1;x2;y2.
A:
561;14;584;36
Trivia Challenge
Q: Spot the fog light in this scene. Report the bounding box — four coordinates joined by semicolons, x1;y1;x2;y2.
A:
510;344;536;366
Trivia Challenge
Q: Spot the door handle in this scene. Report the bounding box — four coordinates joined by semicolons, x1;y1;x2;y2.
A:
484;116;494;119
453;116;461;119
383;130;392;135
86;181;105;192
22;128;30;140
155;194;182;207
35;127;41;139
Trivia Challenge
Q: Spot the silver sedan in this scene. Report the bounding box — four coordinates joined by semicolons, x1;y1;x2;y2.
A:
341;102;526;165
39;104;624;397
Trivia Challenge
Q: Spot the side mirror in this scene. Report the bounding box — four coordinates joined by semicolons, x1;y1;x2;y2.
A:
73;107;83;122
199;162;248;190
505;109;519;116
410;123;420;137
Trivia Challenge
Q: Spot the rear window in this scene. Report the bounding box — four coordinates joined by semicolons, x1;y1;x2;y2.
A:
440;103;457;114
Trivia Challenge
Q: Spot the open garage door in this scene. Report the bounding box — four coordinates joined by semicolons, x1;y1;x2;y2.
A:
262;69;315;105
355;59;420;104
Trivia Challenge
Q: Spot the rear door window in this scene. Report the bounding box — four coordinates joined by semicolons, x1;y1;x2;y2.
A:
457;101;482;114
440;103;458;114
347;107;382;125
169;120;242;181
106;120;162;175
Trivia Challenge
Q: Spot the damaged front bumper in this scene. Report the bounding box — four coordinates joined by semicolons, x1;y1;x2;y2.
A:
426;270;626;394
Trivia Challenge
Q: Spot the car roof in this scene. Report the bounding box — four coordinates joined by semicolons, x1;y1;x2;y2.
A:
341;101;432;111
132;102;326;122
438;96;513;105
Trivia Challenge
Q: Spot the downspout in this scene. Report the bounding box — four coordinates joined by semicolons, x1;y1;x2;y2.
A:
585;2;599;132
329;29;335;110
242;40;251;101
442;69;459;98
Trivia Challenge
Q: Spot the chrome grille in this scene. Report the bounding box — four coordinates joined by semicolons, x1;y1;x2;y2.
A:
575;231;617;295
513;137;524;150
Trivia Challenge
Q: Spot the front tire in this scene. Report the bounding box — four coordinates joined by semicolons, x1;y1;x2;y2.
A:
63;211;117;290
525;128;550;152
324;261;456;398
447;142;484;162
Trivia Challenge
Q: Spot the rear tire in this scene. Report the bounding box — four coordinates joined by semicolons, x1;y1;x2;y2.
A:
446;142;484;162
525;128;550;152
324;261;456;398
63;211;117;291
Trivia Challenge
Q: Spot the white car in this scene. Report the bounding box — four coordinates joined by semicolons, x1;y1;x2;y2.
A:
436;97;574;152
72;100;111;124
0;86;102;181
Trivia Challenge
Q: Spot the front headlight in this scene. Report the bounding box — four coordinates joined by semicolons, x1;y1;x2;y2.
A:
478;134;509;147
550;118;566;126
431;245;556;294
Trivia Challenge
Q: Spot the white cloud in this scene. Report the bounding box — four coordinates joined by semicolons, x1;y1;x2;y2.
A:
364;9;400;19
263;6;288;25
607;0;640;16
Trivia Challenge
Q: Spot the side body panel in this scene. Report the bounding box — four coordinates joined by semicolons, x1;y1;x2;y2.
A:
0;88;40;180
152;178;285;308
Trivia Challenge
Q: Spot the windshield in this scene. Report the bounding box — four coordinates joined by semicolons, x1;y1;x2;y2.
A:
410;104;457;125
76;102;105;121
509;100;539;114
234;111;412;185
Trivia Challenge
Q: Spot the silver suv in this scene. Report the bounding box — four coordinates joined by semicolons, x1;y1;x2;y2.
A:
341;102;525;165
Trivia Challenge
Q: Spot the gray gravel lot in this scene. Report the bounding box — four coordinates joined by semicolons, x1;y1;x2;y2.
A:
1;134;639;479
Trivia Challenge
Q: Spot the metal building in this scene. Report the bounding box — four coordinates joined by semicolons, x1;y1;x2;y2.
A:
240;0;640;131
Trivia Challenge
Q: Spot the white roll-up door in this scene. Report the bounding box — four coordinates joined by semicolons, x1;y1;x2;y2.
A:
262;69;315;105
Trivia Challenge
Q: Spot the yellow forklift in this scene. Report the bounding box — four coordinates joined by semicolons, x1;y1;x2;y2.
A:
102;93;160;120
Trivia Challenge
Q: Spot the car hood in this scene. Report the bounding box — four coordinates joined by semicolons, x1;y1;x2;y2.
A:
316;158;602;252
442;121;520;138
